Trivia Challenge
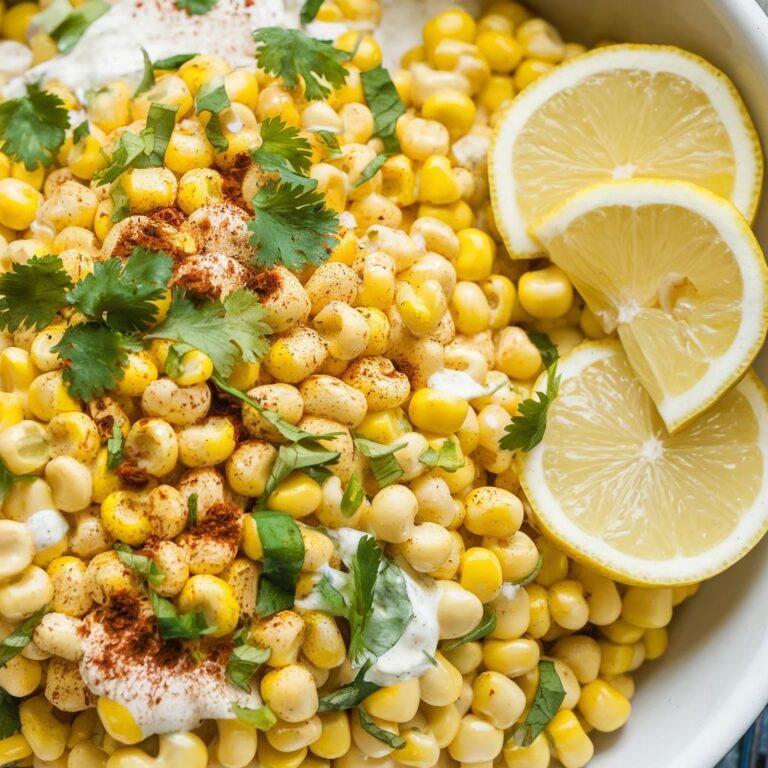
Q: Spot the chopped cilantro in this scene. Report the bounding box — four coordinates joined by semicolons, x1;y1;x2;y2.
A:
187;493;199;526
353;438;405;487
0;608;46;668
194;78;230;152
110;177;130;222
153;53;199;69
114;543;165;589
0;83;70;170
251;116;313;185
509;660;565;746
135;47;156;96
248;181;339;271
352;153;389;188
226;643;271;692
147;288;271;378
0;459;36;502
253;27;349;100
299;0;324;24
149;590;217;639
419;439;464;472
361;65;406;154
356;707;406;749
340;473;364;517
106;423;124;472
259;441;339;506
442;605;497;652
50;0;109;53
231;703;277;730
0;689;20;740
318;665;380;711
72;119;90;144
175;0;218;14
313;128;342;157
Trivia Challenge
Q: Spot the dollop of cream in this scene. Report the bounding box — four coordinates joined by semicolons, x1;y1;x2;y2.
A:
25;509;69;551
428;368;504;400
80;620;261;734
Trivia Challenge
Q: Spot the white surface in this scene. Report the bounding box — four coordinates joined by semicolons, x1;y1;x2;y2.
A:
520;4;768;766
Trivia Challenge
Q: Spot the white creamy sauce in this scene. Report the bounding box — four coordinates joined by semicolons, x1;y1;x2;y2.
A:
297;527;442;687
80;621;262;734
25;509;69;550
428;368;503;399
0;40;33;80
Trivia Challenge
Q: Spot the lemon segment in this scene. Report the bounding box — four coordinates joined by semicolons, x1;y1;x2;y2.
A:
519;341;768;586
489;44;764;257
532;179;768;432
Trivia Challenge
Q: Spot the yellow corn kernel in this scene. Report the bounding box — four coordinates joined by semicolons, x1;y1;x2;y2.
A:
451;280;492;334
10;161;45;191
471;670;526;730
417;155;461;205
268;472;322;518
534;537;569;587
121;167;178;214
0;391;25;431
422;91;477;141
165;348;213;387
259;738;307;767
381;153;417;207
1;1;37;42
599;618;645;645
502;732;550;768
93;198;115;241
577;679;631;733
101;491;151;547
363;679;420;723
598;640;635;675
90;448;121;504
216;717;257;767
0;178;41;230
643;626;668;660
267;717;322;753
112;351;158;397
0;733;32;765
175;167;224;214
524;583;551;639
328;66;365;109
459;547;502;603
27;370;81;422
548;580;590;631
356;307;390;357
514;58;555;90
130;75;193;121
417;200;474;231
178;416;236;467
336;31;382;71
395;728;440;767
164;119;215;174
482;637;539;677
355;407;410;444
448;714;503;764
423;8;476;51
453;229;495;282
260;664;319;723
476;29;524;73
546;710;594;768
0;420;49;475
67;132;109;180
517;265;574;319
97;697;144;745
177;54;232;94
311;712;351;760
224;68;260;111
478;74;516;112
409;388;468;436
178;574;239;637
302;611;347;670
621;586;674;629
19;695;68;761
395;279;447;337
228;360;261;391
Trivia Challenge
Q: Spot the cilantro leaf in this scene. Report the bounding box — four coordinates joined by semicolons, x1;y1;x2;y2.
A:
107;423;124;471
135;47;156;96
251;116;313;184
253;27;349;101
187;493;199;526
248;181;339;271
110;176;130;222
510;660;565;746
260;442;340;506
195;78;230;152
73;120;90;144
53;324;137;401
341;473;364;517
226;643;271;692
511;553;544;587
95;103;177;184
0;255;72;332
356;707;406;749
499;360;560;452
148;590;217;639
352;153;389;189
347;534;381;662
354;438;405;488
317;575;348;616
442;605;497;652
423;650;438;666
0;458;37;502
50;0;109;53
231;703;277;730
253;511;305;617
67;248;173;333
318;665;380;712
153;53;199;69
114;543;165;589
419;440;464;472
361;65;405;154
0;689;20;740
147;288;271;378
362;555;413;661
299;0;324;24
527;330;559;368
0;83;70;170
0;608;47;668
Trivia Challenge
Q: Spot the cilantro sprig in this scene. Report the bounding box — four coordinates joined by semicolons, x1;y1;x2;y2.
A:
253;27;349;101
499;331;561;452
147;288;271;379
248;181;339;271
251;116;313;185
195;78;230;152
149;590;216;640
361;65;406;154
318;665;380;712
0;83;70;170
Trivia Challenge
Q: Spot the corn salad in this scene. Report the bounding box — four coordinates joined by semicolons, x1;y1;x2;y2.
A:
0;2;699;768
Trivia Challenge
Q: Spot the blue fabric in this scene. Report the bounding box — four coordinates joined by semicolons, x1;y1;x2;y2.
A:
716;709;768;768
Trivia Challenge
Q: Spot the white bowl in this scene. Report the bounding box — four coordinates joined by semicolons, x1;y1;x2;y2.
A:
524;1;768;766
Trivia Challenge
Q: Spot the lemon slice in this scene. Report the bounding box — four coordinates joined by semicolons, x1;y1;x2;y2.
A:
489;44;763;257
532;179;768;432
519;341;768;585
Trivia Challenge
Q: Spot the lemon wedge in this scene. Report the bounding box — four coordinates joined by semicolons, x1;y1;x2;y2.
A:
489;44;763;257
532;179;768;432
519;341;768;586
